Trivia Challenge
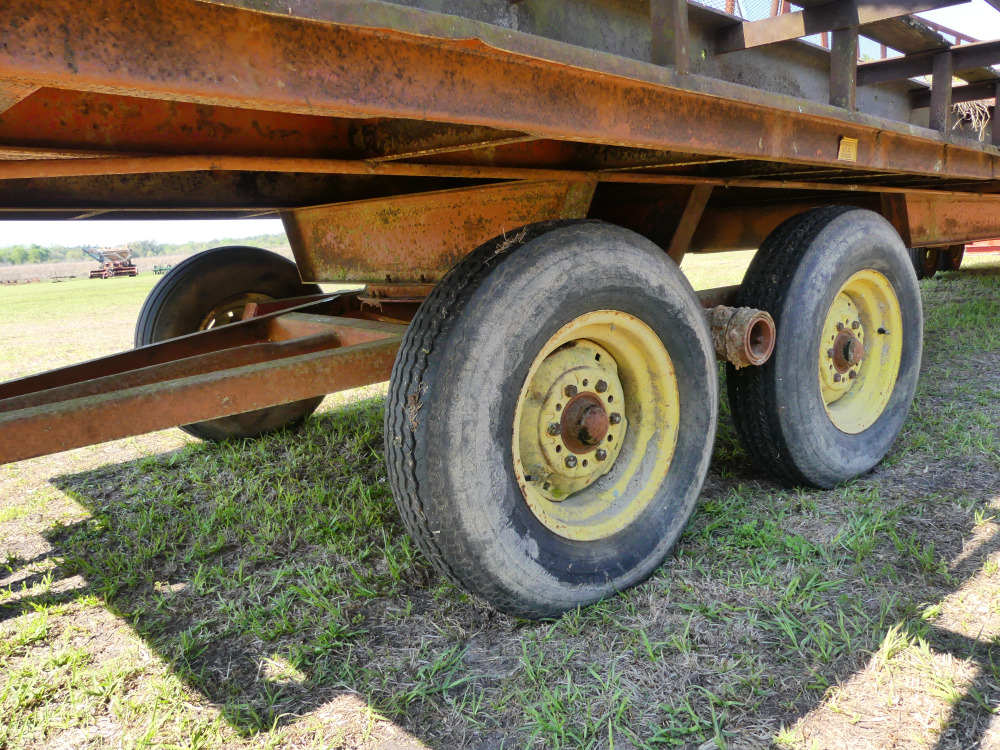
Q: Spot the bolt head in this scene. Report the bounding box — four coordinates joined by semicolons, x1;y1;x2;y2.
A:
833;373;842;383
564;455;578;469
826;348;834;358
595;449;608;462
547;422;561;436
595;380;608;393
851;320;860;330
848;370;857;380
836;322;844;331
609;412;622;425
564;384;578;398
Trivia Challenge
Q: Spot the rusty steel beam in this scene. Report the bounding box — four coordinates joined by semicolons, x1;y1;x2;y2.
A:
352;120;534;162
715;0;964;53
912;78;998;108
0;300;406;464
902;192;1000;245
0;79;38;115
0;295;354;401
0;337;401;465
0;0;999;184
0;89;351;158
666;185;713;263
1;333;340;413
859;39;1000;85
929;51;954;131
283;180;598;283
1;152;997;203
830;27;859;110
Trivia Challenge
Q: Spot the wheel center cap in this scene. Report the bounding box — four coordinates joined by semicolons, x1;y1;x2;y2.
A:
561;394;609;453
832;329;864;372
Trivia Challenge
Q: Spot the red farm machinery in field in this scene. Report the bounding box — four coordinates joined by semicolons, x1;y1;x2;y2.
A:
83;246;138;279
3;0;1000;617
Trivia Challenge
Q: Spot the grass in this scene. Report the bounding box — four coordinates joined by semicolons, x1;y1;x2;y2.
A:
2;251;1000;748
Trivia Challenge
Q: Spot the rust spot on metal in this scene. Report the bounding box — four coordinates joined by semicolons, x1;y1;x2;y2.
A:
282;181;592;283
0;293;406;464
831;329;865;373
560;393;609;454
706;305;776;368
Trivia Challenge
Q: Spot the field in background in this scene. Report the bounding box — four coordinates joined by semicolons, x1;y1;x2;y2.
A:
0;247;294;284
3;251;1000;749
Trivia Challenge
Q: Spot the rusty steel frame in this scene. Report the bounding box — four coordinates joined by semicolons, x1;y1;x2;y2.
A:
0;0;997;184
0;296;406;465
283;180;597;283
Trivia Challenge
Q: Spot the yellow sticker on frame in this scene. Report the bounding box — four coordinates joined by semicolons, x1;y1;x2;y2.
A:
838;137;858;162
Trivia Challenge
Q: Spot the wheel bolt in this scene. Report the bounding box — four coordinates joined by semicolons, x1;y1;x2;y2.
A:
851;320;860;330
565;455;578;468
826;348;834;358
833;373;842;382
609;412;622;425
836;322;844;331
547;422;561;436
564;384;578;398
848;370;857;380
595;380;608;393
595;449;608;462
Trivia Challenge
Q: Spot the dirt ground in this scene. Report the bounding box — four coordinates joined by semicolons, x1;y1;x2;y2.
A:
2;253;1000;749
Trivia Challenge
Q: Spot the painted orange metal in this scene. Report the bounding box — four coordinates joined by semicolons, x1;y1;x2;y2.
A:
0;89;351;157
0;0;998;184
895;193;1000;247
0;297;406;465
0;337;401;465
283;180;598;283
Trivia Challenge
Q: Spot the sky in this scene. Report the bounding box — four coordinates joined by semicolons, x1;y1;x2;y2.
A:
919;0;1000;40
0;0;997;251
0;218;286;249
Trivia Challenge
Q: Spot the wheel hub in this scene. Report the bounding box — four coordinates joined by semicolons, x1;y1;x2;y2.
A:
831;329;865;373
820;293;865;398
561;394;610;452
518;341;627;501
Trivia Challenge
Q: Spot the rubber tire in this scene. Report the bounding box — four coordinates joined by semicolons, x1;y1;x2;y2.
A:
938;244;966;272
727;206;922;489
384;221;718;619
909;246;939;280
135;245;324;441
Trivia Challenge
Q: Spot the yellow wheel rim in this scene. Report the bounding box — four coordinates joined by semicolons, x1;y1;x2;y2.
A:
818;270;903;434
512;311;679;541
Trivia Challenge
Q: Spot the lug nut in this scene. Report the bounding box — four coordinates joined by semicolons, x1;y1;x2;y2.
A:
547;422;561;436
836;322;844;331
595;449;608;462
826;348;834;358
564;384;578;398
833;373;842;382
595;380;608;393
564;455;578;469
848;370;857;380
852;320;860;330
609;412;622;425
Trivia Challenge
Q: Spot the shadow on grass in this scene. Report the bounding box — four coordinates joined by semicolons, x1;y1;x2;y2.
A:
20;268;1000;748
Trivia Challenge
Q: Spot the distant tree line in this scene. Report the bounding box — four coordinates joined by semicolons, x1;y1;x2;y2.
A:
0;233;289;266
